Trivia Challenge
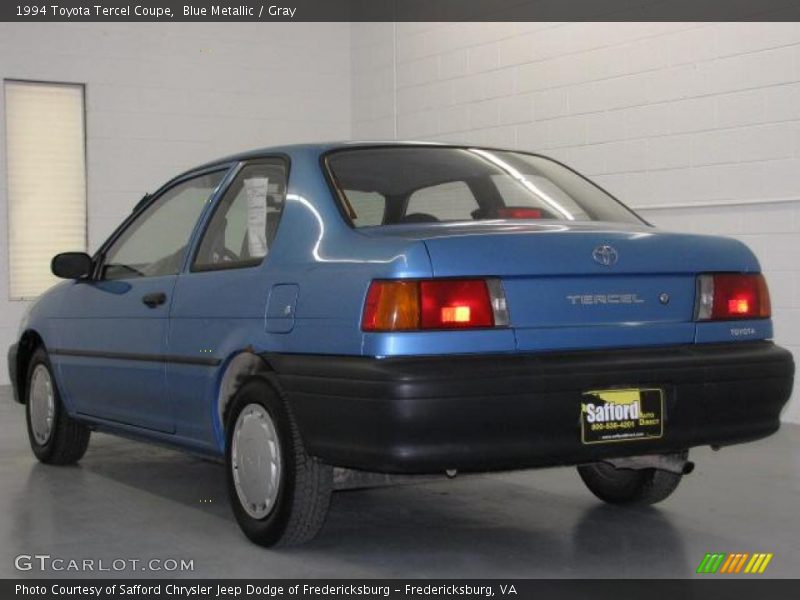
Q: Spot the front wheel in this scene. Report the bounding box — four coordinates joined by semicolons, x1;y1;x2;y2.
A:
225;375;332;547
577;454;686;505
25;348;91;465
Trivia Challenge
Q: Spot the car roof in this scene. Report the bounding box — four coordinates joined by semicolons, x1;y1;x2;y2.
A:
146;141;532;207
189;140;452;172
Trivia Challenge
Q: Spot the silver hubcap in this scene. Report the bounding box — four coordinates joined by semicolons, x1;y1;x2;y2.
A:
29;364;55;446
231;403;282;519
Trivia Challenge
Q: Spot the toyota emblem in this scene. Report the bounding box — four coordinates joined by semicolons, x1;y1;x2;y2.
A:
592;245;618;266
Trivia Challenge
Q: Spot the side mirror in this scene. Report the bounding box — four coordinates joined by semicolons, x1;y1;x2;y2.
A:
51;252;93;279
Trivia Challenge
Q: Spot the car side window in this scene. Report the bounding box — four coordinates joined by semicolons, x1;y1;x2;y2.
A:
405;181;478;222
102;171;225;280
192;160;288;271
346;190;386;226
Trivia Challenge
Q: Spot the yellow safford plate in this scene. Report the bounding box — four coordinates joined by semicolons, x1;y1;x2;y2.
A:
580;388;664;444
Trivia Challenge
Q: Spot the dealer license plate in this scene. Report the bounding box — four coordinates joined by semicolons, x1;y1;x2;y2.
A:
580;388;664;444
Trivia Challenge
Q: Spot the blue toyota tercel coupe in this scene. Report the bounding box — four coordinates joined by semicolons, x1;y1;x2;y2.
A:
8;143;795;546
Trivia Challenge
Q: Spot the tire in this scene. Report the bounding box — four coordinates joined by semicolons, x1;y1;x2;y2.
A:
577;453;686;505
25;348;91;465
225;374;332;547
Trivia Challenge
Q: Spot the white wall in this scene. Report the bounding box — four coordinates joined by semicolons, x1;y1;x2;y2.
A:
0;22;351;382
1;22;798;423
352;22;800;422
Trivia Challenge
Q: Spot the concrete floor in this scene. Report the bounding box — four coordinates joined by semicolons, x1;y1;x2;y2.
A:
0;386;798;579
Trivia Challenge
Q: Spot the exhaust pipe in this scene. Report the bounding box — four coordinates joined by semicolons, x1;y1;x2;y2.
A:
602;453;693;475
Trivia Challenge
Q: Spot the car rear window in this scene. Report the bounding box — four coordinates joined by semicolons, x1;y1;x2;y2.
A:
406;181;478;222
345;190;386;226
326;146;643;227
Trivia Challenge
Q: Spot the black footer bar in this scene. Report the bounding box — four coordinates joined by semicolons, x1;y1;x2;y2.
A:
4;579;799;600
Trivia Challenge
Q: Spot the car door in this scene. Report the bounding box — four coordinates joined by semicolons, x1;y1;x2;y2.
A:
52;168;228;432
166;159;289;447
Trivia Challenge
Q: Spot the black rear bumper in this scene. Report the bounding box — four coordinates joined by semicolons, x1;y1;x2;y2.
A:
268;342;794;474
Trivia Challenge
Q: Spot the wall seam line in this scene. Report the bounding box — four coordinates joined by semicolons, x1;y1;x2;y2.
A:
632;197;800;211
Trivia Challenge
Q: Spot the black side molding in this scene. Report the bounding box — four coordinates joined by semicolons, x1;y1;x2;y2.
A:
49;348;221;367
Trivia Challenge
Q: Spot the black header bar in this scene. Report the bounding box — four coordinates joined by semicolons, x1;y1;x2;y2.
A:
2;0;800;22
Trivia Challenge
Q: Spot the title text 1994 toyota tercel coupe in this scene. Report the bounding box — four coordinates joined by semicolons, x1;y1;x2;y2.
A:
7;143;795;546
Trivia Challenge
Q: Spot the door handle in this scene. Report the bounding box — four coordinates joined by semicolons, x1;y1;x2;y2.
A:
141;292;167;308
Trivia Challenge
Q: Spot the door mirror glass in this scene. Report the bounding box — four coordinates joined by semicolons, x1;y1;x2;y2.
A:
51;252;92;279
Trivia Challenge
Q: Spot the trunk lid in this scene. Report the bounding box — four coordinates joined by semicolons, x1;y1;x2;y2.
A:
361;222;760;351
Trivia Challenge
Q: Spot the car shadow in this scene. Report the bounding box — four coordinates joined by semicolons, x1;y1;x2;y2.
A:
13;434;231;528
570;503;689;577
79;435;231;519
293;476;688;577
13;435;687;577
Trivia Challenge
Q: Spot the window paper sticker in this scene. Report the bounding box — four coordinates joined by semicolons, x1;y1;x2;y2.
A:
244;177;269;257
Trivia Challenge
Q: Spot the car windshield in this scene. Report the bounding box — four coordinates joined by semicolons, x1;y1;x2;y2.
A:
326;146;644;227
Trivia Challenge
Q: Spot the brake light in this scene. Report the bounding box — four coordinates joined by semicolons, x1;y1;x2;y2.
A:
695;273;771;321
420;279;494;328
729;297;749;315
441;305;471;323
497;207;542;219
362;278;509;331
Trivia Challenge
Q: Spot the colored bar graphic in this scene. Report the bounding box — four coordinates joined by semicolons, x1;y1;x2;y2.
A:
696;554;713;573
744;553;774;574
758;553;774;573
697;552;773;575
744;554;759;573
697;553;727;573
719;553;737;573
734;553;750;573
719;553;750;574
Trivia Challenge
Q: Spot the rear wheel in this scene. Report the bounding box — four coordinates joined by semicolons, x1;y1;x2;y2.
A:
225;375;332;547
26;348;91;465
577;454;686;505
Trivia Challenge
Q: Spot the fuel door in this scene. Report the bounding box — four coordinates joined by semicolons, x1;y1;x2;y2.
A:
265;284;298;333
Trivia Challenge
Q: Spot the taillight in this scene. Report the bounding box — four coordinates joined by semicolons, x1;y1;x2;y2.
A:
420;280;494;328
695;273;771;321
362;278;509;331
362;280;420;331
